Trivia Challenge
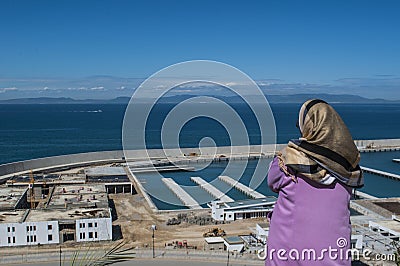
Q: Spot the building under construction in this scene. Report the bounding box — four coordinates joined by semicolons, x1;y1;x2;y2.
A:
0;183;112;247
0;163;135;248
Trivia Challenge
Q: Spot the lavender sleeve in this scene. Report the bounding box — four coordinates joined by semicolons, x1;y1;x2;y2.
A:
267;157;294;193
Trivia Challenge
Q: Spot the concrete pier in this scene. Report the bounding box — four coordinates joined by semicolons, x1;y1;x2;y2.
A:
361;166;400;181
353;190;379;200
218;175;265;199
360;147;400;153
190;176;234;202
355;138;400;151
126;169;158;211
129;165;195;173
161;178;202;209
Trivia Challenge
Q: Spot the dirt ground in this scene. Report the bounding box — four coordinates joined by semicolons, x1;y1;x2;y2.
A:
108;193;268;249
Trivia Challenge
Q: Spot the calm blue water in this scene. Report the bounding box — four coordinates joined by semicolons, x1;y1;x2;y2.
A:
1;103;399;209
358;150;400;198
360;151;400;175
0;104;124;163
138;153;400;210
136;158;275;210
1;103;399;164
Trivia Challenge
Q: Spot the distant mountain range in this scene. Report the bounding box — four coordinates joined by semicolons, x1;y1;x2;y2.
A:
0;94;399;104
0;97;130;104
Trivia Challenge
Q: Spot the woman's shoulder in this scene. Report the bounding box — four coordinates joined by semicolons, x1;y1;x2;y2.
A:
268;156;296;192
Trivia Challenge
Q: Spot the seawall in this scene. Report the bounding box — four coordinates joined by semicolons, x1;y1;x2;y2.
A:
1;138;399;182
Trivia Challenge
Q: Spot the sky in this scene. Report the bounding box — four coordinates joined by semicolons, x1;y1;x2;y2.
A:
0;0;399;100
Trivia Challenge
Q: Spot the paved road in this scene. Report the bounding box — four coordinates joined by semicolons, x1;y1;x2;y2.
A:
12;258;263;266
3;248;264;266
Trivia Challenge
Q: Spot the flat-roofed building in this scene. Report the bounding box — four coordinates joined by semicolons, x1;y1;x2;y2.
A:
48;184;109;209
204;236;225;251
0;184;112;247
0;210;59;247
0;210;26;246
223;236;244;252
53;184;106;194
27;208;112;243
210;197;276;221
85;166;127;180
85;167;133;194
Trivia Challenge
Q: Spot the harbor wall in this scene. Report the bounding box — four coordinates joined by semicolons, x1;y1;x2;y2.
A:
0;144;279;180
355;138;400;148
1;138;399;180
0;150;125;180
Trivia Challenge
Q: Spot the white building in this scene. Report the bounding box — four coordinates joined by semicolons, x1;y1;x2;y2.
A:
204;237;225;251
75;215;113;242
255;223;269;244
0;208;112;247
0;184;113;247
210;197;276;222
223;236;245;252
0;210;59;247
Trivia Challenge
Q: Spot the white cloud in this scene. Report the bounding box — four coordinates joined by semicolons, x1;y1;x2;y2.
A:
0;75;398;100
173;89;193;93
65;86;106;92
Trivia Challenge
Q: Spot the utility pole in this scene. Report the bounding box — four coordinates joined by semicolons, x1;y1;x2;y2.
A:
151;224;157;258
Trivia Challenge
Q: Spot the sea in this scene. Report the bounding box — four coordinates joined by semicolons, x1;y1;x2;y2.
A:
0;103;399;209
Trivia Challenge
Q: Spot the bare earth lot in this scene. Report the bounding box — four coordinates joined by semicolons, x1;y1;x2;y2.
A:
109;193;267;249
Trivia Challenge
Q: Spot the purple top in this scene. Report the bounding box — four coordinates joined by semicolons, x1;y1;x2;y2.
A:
265;157;352;265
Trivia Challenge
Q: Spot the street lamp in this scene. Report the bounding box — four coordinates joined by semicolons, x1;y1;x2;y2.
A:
59;246;62;266
226;248;230;266
151;224;157;258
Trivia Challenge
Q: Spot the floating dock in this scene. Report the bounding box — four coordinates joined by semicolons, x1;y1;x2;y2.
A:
190;176;234;202
361;166;400;181
218;175;265;199
161;178;202;209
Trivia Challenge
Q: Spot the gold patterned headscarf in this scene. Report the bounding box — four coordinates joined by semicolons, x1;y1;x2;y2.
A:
278;99;364;187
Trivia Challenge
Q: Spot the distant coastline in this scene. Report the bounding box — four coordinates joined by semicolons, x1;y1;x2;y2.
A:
0;94;399;104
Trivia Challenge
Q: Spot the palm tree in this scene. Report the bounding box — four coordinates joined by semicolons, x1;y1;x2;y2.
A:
64;241;135;266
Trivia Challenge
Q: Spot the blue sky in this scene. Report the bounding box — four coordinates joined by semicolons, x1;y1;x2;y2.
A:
0;0;399;100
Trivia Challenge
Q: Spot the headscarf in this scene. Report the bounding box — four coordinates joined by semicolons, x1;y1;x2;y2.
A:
277;99;364;188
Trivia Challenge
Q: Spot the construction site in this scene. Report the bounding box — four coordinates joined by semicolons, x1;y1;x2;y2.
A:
0;150;270;250
0;140;398;265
